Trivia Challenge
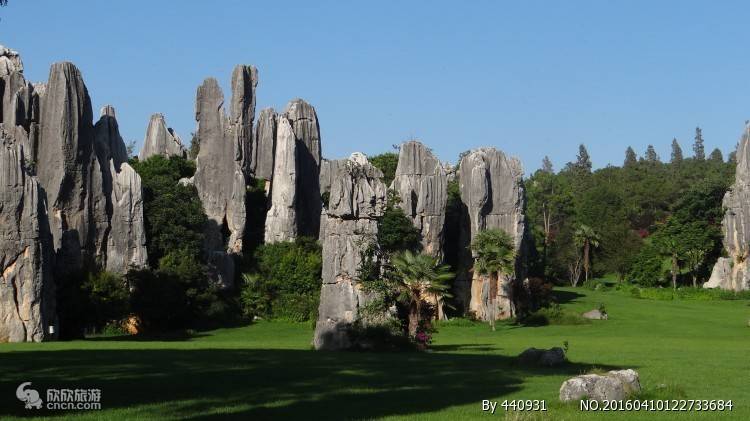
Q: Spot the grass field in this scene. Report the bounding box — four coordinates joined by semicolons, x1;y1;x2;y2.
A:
0;286;748;420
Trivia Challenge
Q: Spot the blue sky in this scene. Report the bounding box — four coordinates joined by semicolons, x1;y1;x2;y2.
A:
3;0;750;173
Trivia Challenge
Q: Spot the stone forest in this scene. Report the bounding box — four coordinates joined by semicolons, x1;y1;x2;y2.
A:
1;38;749;420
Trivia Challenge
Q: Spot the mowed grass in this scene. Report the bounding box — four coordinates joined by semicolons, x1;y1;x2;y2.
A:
0;287;748;420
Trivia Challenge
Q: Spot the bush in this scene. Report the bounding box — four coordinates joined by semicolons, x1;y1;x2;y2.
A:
240;237;322;321
377;203;422;254
629;286;750;301
520;304;591;326
627;243;668;287
369;152;399;187
84;271;130;331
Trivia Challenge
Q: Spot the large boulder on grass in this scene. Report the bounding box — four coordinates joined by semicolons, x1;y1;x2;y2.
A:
559;369;641;402
518;347;566;367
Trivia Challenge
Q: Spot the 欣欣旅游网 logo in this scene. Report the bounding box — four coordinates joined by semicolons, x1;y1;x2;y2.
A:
15;382;102;410
16;382;43;409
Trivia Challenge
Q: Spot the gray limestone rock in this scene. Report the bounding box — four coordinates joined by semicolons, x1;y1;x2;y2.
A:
0;126;56;342
36;62;106;274
559;369;641;402
230;65;258;180
285;99;322;237
251;107;277;181
705;123;750;291
313;153;387;350
582;309;608;320
0;45;23;76
391;140;448;259
518;347;566;367
193;76;248;288
138;113;186;160
93;106;148;274
264;116;298;243
456;148;527;320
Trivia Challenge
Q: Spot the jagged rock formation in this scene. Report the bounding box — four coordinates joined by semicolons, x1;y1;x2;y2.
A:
251;107;277;181
706;123;750;291
139;113;186;160
313;153;387;350
457;148;526;320
1;47;148;341
193;66;256;287
286;99;322;237
94;106;148;273
264;99;323;242
230;65;258;181
264;117;297;242
0;127;56;342
391;141;448;258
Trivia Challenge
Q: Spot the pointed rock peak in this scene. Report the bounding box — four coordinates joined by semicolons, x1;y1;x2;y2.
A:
230;64;258;123
139;113;186;160
0;45;23;76
100;105;116;118
348;152;369;166
285;98;316;119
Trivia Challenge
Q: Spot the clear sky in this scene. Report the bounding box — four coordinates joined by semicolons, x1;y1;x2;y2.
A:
3;0;749;174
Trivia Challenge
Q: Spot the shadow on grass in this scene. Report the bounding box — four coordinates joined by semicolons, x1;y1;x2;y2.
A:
0;347;621;420
84;331;210;342
552;289;586;304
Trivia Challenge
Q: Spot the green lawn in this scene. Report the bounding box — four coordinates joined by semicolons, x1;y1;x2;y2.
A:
0;287;748;420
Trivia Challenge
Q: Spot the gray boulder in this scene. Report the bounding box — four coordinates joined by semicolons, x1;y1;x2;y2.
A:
559;369;641;402
705;123;750;291
518;347;566;367
193;75;249;288
391;140;448;259
313;153;387;350
582;309;608;320
138;113;186;160
0;126;56;342
456;148;527;320
0;45;23;76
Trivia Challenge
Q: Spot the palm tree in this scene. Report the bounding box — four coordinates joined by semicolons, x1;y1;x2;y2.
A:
470;229;516;331
659;237;681;290
574;224;600;282
685;248;706;287
391;250;454;337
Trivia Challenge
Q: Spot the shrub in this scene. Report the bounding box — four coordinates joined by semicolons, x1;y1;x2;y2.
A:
627;243;668;287
240;237;322;321
84;271;130;331
520;304;591;326
369;152;399;187
377;204;422;254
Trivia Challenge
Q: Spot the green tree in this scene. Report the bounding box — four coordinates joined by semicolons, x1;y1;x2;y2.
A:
671;138;683;164
693;127;705;160
574;224;600;282
644;145;659;163
542;156;554;174
574;144;592;173
657;237;681;290
130;155;206;265
709;148;723;162
370;152;399;187
471;229;516;330
624;147;637;167
391;251;454;337
685;248;706;287
377;194;422;254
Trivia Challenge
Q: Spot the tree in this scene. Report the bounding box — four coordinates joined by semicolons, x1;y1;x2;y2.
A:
729;150;737;164
370;152;399;187
575;144;592;173
693;127;705;160
670;138;683;164
188;132;200;160
542;156;554;174
644;145;659;163
657;237;681;290
709;148;723;162
624;147;637;167
391;250;453;337
685;248;706;287
470;229;516;330
574;224;600;282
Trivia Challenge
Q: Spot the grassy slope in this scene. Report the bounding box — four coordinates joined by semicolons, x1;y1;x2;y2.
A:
0;287;747;420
